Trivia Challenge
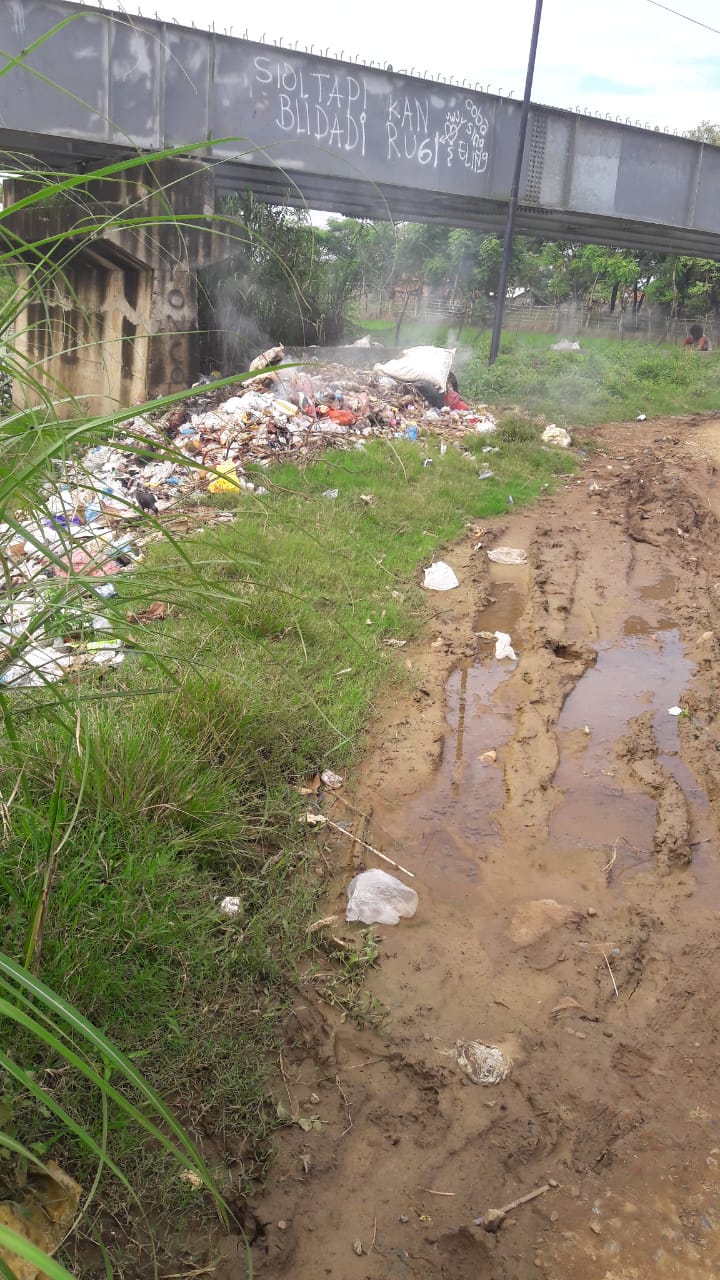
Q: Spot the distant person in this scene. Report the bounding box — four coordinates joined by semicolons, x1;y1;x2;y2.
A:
683;323;711;351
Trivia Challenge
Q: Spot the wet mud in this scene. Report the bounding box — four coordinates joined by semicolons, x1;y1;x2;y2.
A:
243;415;720;1279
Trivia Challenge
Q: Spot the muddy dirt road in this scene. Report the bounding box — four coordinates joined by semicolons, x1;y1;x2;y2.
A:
245;417;720;1279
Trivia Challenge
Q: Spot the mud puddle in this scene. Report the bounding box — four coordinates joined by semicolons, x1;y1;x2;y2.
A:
249;418;720;1280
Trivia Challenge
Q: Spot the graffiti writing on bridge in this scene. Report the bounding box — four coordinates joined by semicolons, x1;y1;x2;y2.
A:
254;58;490;176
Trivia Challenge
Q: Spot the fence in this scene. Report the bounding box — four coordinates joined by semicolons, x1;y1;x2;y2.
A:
422;297;720;346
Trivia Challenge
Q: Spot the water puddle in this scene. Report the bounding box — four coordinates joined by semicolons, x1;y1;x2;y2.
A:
378;577;527;892
551;626;703;875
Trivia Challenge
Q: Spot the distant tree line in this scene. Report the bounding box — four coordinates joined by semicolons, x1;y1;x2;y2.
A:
201;122;720;359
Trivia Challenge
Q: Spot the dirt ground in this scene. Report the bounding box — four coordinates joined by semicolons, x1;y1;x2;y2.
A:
238;415;720;1279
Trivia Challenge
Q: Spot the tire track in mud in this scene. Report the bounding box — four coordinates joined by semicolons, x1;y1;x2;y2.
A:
242;418;720;1280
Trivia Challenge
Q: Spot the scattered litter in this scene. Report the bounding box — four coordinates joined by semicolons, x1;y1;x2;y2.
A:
487;547;527;566
478;469;494;480
322;488;339;499
541;424;572;448
668;705;684;716
320;769;343;789
0;349;498;689
126;601;169;624
422;458;434;467
345;868;419;925
494;631;517;661
482;446;499;454
180;1169;203;1190
588;481;601;494
583;724;591;735
479;749;497;765
383;637;407;648
455;1040;512;1085
637;413;647;422
423;561;459;591
352;1239;364;1256
249;343;285;371
405;425;419;441
551;339;581;352
551;996;586;1018
219;895;242;917
440;440;447;456
208;460;242;493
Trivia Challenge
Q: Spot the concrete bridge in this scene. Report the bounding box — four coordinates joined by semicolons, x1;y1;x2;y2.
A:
2;0;720;409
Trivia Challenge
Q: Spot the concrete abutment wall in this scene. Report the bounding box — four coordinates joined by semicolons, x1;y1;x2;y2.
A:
3;159;216;416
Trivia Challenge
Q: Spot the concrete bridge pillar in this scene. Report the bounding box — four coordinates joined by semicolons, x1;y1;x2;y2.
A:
2;157;216;417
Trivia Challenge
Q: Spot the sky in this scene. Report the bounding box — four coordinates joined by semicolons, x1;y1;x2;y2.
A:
79;0;720;134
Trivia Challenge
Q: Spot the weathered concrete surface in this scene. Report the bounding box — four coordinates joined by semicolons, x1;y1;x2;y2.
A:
2;0;720;257
3;159;215;414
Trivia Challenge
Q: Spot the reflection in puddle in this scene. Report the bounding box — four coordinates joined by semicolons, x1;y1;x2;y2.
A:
637;569;676;601
552;628;701;871
623;614;676;637
384;581;527;890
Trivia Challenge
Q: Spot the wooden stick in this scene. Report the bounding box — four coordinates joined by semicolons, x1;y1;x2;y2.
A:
308;813;415;878
602;949;620;998
475;1183;552;1230
495;1184;552;1216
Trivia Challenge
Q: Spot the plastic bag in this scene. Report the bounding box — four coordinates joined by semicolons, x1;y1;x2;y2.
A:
487;547;527;566
494;631;517;660
541;424;572;448
208;460;241;493
423;561;459;591
345;869;419;925
456;1040;512;1085
374;346;455;391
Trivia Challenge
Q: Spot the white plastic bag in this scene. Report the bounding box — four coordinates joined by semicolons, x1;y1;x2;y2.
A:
455;1041;512;1085
374;346;455;391
423;561;459;591
345;869;419;925
541;424;572;448
494;631;517;661
487;547;527;566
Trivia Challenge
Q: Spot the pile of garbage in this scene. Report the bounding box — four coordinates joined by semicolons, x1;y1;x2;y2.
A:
0;345;497;687
106;343;496;508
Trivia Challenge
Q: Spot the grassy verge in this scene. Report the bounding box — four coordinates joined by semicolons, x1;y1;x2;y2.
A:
462;331;720;424
1;427;574;1266
355;325;720;426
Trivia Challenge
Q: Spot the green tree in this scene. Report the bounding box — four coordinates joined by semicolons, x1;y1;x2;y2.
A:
687;120;720;144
